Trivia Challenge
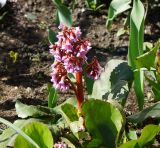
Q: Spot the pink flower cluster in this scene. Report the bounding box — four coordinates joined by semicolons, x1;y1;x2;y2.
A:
51;62;70;91
50;24;91;73
86;57;102;80
50;24;102;91
53;142;67;148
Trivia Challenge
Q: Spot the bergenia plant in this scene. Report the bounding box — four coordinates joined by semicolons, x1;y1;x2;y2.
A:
49;24;102;111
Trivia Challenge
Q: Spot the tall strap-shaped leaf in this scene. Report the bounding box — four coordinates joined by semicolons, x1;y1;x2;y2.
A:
128;0;145;110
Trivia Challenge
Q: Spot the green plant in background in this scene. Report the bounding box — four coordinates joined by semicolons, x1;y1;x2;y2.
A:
0;11;7;21
0;0;7;21
86;0;104;11
52;0;72;27
1;24;160;148
9;50;18;63
136;41;160;102
0;0;160;147
107;0;145;110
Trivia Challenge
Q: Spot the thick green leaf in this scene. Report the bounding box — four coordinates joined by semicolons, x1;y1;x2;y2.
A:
15;101;42;118
61;137;76;148
61;103;78;122
127;101;160;123
82;100;125;148
57;4;72;27
15;101;58;122
69;118;84;139
145;74;160;101
133;70;144;111
129;0;144;68
138;125;160;147
129;0;145;110
47;83;58;108
152;87;160;101
14;122;53;148
84;73;94;96
87;139;103;148
0;119;37;148
54;97;77;112
52;0;62;6
0;119;39;148
0;118;40;148
91;59;125;99
108;62;133;102
136;42;160;69
106;0;131;29
117;28;127;37
62;133;83;148
48;29;58;44
127;129;137;140
120;125;160;148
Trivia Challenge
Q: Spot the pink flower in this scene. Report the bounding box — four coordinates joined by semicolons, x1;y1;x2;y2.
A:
50;24;91;74
63;56;84;73
86;57;102;80
50;24;102;92
51;62;70;91
53;142;67;148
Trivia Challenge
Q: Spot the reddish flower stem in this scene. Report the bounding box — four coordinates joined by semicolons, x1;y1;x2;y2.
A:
76;72;84;112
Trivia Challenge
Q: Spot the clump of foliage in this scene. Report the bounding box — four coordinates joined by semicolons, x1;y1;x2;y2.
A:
0;0;160;148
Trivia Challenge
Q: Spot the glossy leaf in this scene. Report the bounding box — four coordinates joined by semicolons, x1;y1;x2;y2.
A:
129;0;145;110
108;62;133;103
136;42;160;69
84;73;94;96
52;0;62;6
57;4;72;27
0;118;39;148
15;101;46;118
61;103;78;122
48;83;58;108
61;137;76;148
91;59;124;99
14;122;53;148
0;119;37;148
126;129;137;140
54;97;77;112
120;125;160;148
82;100;125;148
48;29;58;44
152;87;160;101
91;59;132;103
145;74;160;101
69;118;84;138
62;133;83;148
87;139;102;148
106;0;131;29
127;101;160;123
15;101;58;122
